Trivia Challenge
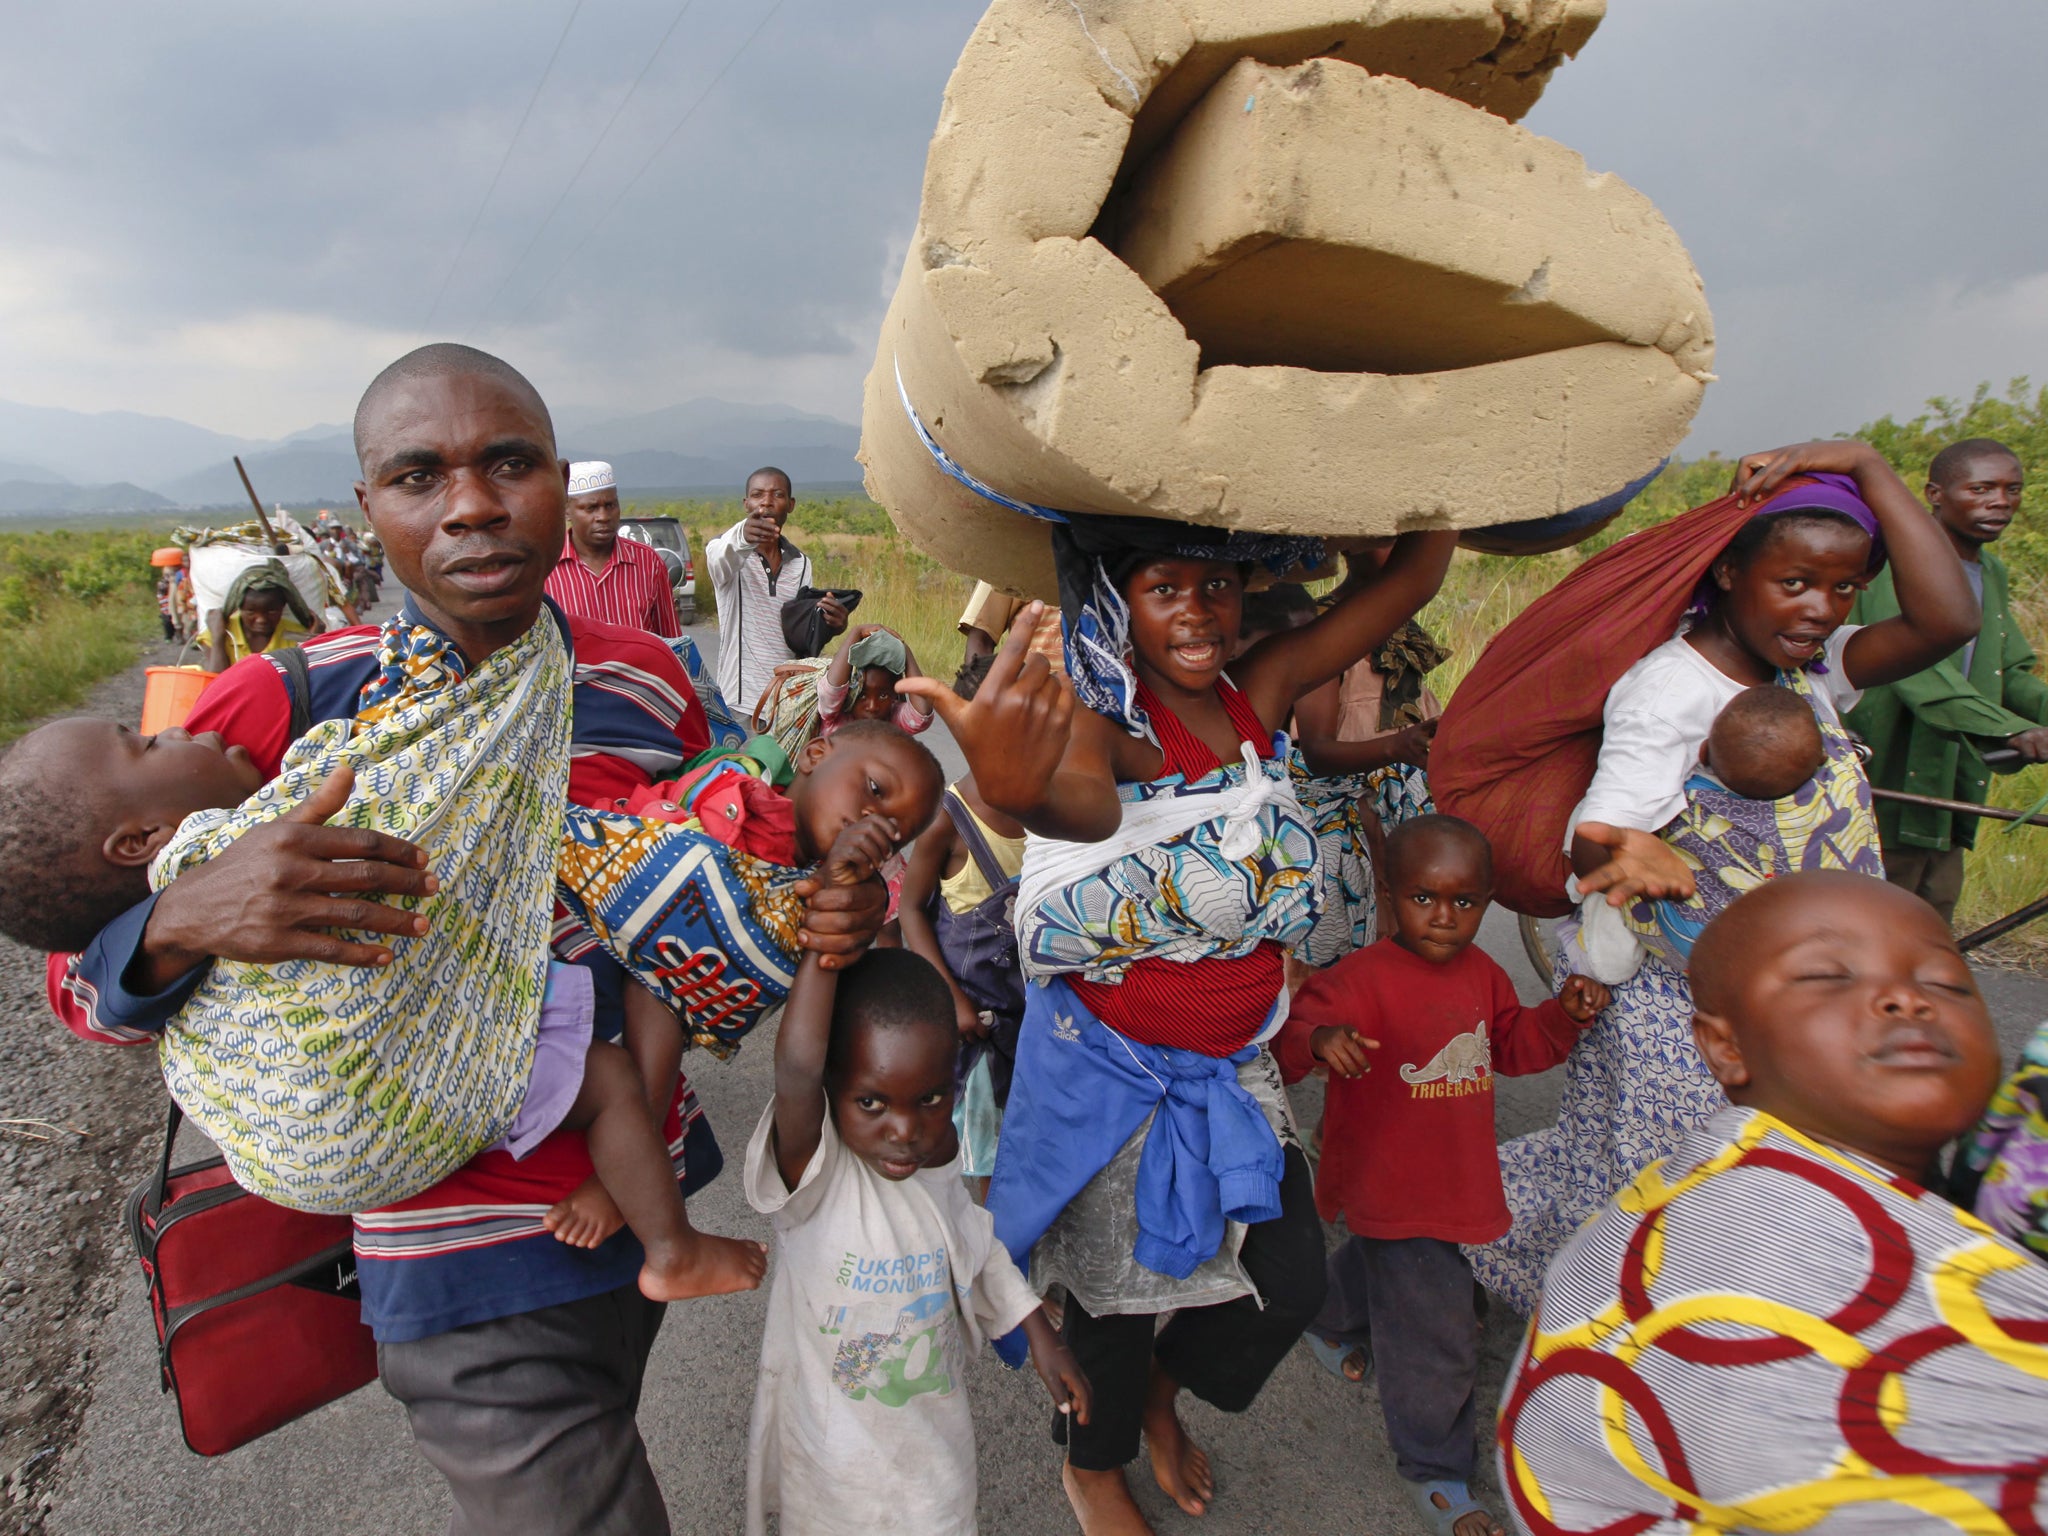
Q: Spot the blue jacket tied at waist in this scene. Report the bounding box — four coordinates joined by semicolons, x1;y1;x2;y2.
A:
989;975;1284;1283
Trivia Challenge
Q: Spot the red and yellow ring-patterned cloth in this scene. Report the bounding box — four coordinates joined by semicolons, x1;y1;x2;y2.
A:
1499;1107;2048;1534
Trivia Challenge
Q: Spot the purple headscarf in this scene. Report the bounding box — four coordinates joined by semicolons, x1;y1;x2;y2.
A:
1750;471;1886;574
1690;472;1886;670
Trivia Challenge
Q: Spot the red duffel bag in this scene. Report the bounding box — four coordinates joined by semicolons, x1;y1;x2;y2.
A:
1431;478;1824;917
124;1103;378;1456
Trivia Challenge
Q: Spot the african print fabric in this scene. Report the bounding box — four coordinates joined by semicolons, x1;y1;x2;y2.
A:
1291;758;1382;968
1958;1020;2048;1264
1472;679;1881;1312
667;634;753;754
555;805;805;1058
153;612;572;1214
1370;761;1436;829
1498;1106;2048;1535
750;655;831;758
1016;739;1323;982
1620;668;1883;964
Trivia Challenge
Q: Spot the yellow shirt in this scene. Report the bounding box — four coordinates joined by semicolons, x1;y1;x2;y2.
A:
936;791;1026;914
226;612;310;663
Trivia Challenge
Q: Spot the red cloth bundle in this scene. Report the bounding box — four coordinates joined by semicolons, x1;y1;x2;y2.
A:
1432;479;1822;916
624;759;799;866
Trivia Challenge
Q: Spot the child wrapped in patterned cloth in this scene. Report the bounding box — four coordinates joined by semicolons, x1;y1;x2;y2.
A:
1570;682;1831;984
1498;871;2048;1535
0;607;942;1309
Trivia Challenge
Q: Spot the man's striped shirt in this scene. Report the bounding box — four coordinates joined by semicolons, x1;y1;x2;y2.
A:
543;533;680;637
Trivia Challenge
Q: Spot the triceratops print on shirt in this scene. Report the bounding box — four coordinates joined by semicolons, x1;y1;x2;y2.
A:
821;1245;968;1408
1400;1023;1492;1099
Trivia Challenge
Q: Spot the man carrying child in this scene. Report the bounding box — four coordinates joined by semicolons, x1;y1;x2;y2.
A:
32;345;889;1536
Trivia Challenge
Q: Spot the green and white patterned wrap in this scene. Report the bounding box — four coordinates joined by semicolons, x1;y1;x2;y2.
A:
149;615;573;1214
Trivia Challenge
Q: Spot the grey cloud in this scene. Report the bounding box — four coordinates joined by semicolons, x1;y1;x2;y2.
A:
2;0;2044;458
1523;0;2048;451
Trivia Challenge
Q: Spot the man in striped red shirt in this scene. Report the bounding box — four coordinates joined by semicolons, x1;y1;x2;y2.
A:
542;459;681;636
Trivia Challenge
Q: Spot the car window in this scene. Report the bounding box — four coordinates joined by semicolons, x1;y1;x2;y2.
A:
620;519;684;554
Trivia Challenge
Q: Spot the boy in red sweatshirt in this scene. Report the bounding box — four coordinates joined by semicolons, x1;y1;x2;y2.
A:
1276;814;1608;1536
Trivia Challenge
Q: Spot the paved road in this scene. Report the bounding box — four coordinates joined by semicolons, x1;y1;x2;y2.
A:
42;622;2048;1535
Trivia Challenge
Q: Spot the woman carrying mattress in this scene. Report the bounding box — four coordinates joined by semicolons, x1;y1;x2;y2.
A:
906;519;1457;1533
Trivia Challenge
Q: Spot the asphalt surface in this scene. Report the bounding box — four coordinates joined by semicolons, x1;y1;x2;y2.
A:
32;620;2048;1536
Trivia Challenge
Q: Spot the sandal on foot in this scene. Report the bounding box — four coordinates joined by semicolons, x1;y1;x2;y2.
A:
1304;1331;1372;1383
1402;1478;1493;1536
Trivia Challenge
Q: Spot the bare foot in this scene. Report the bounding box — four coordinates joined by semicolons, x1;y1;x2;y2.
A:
543;1176;624;1248
1142;1389;1213;1516
639;1229;769;1302
1061;1464;1156;1536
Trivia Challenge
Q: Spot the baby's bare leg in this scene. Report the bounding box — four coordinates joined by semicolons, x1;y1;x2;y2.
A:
541;983;683;1249
557;1039;765;1301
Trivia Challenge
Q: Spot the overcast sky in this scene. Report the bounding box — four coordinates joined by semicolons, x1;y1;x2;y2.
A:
0;0;2042;455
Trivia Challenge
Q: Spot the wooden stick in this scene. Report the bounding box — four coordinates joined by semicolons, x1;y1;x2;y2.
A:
233;456;289;554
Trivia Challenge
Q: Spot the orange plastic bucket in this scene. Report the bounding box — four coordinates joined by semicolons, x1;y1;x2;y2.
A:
141;666;215;735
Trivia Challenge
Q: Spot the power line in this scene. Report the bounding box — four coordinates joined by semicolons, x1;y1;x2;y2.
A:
417;0;589;338
461;0;705;340
493;0;793;331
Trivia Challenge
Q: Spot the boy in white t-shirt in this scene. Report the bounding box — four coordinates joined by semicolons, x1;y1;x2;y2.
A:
744;814;1090;1536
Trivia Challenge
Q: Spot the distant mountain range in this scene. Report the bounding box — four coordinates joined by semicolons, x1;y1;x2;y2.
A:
0;480;171;514
0;396;864;514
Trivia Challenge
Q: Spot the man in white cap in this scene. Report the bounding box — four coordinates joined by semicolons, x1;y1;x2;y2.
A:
542;459;680;636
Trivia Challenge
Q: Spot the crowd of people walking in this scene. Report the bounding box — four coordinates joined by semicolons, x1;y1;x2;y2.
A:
42;342;2048;1535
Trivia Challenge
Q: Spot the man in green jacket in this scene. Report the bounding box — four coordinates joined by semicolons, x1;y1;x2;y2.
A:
1849;437;2048;922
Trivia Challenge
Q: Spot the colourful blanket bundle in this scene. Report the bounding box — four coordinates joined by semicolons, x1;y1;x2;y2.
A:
154;615;572;1214
555;803;806;1058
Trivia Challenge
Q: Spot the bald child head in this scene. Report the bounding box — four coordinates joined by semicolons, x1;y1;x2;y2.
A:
1703;686;1825;802
1384;813;1493;889
1690;872;2001;1181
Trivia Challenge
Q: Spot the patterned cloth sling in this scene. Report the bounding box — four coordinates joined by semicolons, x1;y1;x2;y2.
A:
750;655;831;758
1016;739;1323;984
1499;1106;2048;1534
1622;666;1883;964
152;612;572;1214
555;802;807;1059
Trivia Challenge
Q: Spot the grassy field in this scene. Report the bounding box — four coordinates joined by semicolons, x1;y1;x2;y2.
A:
635;379;2048;965
11;388;2034;952
0;525;172;743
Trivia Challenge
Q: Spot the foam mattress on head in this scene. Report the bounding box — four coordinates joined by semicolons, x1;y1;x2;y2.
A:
859;0;1714;595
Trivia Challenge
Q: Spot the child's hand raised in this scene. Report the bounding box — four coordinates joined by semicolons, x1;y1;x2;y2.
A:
1020;1305;1091;1426
1310;1025;1377;1078
1558;974;1611;1023
819;814;899;887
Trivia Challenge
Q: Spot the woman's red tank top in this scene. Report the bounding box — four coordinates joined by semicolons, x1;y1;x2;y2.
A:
1067;677;1287;1056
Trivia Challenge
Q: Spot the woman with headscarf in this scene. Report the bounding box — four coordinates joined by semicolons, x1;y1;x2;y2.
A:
751;623;937;758
1465;441;1980;1312
203;559;320;674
